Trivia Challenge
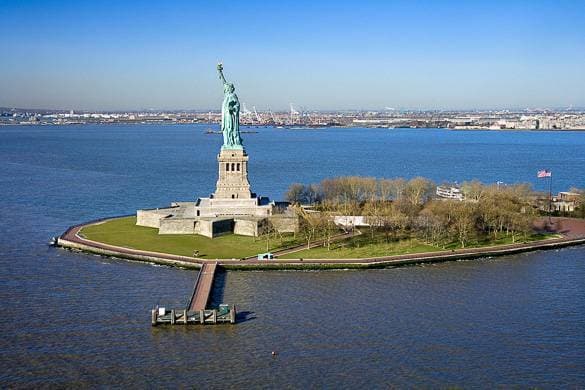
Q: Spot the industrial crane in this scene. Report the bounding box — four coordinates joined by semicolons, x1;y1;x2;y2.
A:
253;106;261;123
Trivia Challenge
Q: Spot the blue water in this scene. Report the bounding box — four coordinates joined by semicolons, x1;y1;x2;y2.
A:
0;125;584;387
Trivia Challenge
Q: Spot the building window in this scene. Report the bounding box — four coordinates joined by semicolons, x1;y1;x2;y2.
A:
237;163;240;171
196;210;200;216
226;163;229;171
231;194;235;199
231;163;235;171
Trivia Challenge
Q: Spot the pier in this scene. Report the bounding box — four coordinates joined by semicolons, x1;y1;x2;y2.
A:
151;262;236;326
188;262;217;311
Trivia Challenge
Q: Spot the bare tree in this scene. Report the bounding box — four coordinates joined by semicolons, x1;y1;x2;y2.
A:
286;183;306;204
295;205;325;249
404;177;435;207
450;202;478;248
461;179;485;202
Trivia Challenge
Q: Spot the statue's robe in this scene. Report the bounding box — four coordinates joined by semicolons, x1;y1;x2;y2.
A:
221;91;241;148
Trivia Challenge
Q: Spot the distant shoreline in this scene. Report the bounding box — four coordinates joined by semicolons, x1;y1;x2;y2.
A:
2;122;585;132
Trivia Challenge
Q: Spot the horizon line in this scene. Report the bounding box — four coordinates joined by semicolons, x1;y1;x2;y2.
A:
2;105;584;113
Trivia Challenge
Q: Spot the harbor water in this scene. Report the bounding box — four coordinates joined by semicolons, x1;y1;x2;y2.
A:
0;125;584;387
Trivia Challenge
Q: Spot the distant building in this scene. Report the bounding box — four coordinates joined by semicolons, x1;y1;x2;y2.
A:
333;216;370;227
557;191;580;202
538;191;580;213
436;186;464;201
553;191;580;212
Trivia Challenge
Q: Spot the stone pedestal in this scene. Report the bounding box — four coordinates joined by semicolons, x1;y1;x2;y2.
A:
136;141;298;238
214;149;252;199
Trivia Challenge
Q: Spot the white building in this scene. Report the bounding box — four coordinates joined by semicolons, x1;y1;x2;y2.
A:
436;186;464;201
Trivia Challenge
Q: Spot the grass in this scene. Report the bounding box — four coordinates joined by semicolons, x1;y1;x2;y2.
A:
80;216;296;259
440;232;560;250
281;235;439;259
280;231;559;259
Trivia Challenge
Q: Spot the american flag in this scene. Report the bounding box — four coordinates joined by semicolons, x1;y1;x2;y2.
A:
537;169;552;178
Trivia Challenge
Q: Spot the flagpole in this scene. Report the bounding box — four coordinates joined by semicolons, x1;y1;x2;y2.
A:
548;171;552;225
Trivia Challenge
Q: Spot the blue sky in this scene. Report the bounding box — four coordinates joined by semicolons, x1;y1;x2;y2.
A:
1;0;584;110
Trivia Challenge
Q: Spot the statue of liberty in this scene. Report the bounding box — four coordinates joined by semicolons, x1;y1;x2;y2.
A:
217;63;243;150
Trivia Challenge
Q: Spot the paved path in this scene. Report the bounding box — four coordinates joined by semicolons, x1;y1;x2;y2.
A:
534;217;585;239
58;217;585;268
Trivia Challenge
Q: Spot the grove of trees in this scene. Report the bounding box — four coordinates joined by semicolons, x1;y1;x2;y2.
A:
286;176;541;250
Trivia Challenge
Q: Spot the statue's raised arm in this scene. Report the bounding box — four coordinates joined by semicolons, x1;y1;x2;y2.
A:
217;63;227;85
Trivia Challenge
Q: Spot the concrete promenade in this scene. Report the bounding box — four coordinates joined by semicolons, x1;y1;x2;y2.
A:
57;217;585;270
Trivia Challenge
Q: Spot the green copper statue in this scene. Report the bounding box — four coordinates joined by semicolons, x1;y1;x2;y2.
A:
217;63;243;150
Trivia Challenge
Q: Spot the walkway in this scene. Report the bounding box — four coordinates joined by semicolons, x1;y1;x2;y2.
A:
188;262;217;311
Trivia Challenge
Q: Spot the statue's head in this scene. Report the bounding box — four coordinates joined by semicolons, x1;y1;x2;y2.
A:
224;83;235;93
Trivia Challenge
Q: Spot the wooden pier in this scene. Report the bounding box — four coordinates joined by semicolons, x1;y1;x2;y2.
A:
151;262;236;326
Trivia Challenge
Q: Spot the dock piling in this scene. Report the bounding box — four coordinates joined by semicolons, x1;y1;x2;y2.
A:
230;305;236;324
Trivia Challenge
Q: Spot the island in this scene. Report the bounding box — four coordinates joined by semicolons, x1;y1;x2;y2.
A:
56;64;585;270
54;65;585;326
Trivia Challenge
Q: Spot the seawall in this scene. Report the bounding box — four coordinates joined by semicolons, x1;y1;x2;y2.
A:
56;216;585;270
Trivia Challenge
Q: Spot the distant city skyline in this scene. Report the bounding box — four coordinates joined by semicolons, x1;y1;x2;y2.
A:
1;0;584;111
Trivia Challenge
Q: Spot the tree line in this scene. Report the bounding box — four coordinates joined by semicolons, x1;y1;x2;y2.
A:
286;176;551;249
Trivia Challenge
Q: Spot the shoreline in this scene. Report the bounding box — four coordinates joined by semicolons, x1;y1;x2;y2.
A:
56;216;585;271
3;122;585;132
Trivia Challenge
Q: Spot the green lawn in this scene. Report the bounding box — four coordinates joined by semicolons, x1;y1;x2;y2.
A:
281;235;439;259
443;232;560;249
80;216;294;259
280;231;559;259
